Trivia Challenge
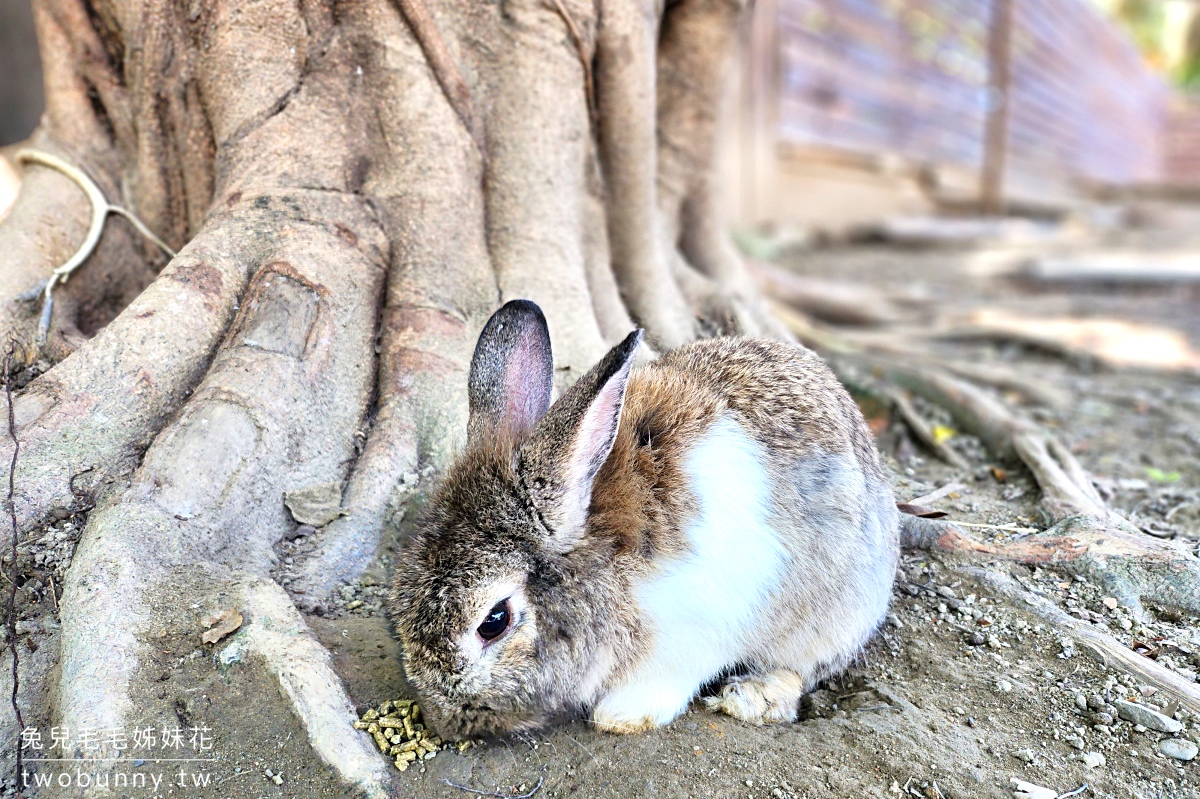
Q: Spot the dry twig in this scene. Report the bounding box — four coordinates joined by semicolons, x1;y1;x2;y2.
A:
444;776;545;799
15;150;175;346
4;341;25;793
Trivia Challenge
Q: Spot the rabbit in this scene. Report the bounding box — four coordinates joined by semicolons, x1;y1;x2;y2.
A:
389;299;899;738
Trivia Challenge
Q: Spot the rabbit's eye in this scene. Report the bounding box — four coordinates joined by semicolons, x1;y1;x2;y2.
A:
477;600;511;642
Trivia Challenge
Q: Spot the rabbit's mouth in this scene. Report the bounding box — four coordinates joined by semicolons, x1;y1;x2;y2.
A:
423;694;545;739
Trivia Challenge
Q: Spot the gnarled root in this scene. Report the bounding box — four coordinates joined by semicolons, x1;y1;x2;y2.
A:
237;575;395;797
0;191;373;545
54;190;389;792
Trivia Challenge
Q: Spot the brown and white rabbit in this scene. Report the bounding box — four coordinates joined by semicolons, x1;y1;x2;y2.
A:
389;299;899;738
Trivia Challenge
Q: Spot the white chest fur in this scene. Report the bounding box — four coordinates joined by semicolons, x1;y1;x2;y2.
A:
591;416;787;729
638;414;787;673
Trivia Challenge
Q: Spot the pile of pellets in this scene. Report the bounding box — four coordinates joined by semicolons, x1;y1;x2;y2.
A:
354;699;472;771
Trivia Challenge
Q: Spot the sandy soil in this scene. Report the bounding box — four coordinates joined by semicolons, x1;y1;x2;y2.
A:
4;231;1200;799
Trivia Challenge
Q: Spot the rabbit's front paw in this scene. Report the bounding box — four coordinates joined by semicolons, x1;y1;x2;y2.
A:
591;679;694;734
703;670;804;725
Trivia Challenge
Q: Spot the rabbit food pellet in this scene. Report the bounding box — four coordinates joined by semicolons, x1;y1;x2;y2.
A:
354;700;473;772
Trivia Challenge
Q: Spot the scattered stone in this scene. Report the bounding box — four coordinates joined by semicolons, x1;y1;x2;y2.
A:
272;774;284;786
1086;695;1105;712
216;640;246;667
1091;712;1114;726
1012;748;1036;763
1010;779;1056;799
1112;699;1183;733
1102;597;1118;610
1159;738;1198;762
284;482;345;526
284;524;317;541
200;607;243;645
967;632;986;647
996;679;1014;693
1080;751;1106;769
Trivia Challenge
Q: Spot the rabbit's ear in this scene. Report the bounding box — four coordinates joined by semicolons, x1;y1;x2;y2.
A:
522;328;643;545
467;300;554;442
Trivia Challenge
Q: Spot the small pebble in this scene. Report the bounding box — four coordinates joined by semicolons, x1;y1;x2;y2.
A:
1160;738;1199;762
1113;699;1183;733
1013;748;1035;763
1081;751;1106;769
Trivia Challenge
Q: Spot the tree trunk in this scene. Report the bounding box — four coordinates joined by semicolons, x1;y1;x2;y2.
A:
1;0;778;791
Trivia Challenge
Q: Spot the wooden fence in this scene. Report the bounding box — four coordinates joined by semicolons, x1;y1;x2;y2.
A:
761;0;1168;195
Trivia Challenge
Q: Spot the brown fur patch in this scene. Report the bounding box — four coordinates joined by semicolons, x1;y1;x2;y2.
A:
592;337;883;567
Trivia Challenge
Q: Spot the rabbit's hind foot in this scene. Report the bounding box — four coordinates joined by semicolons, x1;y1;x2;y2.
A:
703;669;805;725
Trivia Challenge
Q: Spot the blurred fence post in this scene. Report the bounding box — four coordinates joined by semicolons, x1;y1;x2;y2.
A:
981;0;1014;215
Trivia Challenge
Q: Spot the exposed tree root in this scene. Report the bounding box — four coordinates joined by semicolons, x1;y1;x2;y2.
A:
886;388;971;470
901;514;1200;618
390;0;484;153
595;0;696;351
237;575;395;796
969;568;1200;718
900;517;1200;718
56;190;388;789
0;193;367;544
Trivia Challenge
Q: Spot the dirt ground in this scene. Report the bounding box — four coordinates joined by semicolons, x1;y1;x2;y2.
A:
4;215;1200;799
